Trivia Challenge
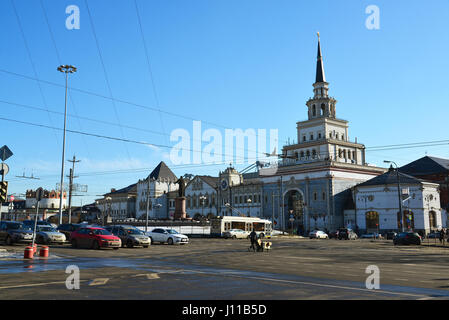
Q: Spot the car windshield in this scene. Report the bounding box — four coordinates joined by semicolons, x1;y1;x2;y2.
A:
37;226;57;232
126;229;143;235
166;229;179;234
93;229;112;235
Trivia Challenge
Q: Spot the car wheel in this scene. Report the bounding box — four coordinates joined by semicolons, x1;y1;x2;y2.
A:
232;235;237;239
149;237;153;244
127;240;134;248
167;238;174;245
113;247;119;250
143;245;149;248
5;236;12;246
71;239;78;248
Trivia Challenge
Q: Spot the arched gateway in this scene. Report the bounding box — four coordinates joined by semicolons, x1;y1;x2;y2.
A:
283;189;305;235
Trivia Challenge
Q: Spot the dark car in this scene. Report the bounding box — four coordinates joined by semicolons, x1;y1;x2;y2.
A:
70;227;121;250
386;232;397;240
105;225;151;248
393;232;422;245
57;223;83;241
0;221;34;245
338;228;358;240
427;232;440;239
329;230;339;239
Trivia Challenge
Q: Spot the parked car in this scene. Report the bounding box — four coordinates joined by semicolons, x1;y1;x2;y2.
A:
338;228;358;240
223;229;249;239
147;228;189;245
22;220;52;230
105;225;151;248
57;223;83;241
309;230;329;239
361;233;383;239
386;232;397;240
0;221;34;245
35;225;66;245
329;230;339;239
393;232;422;245
70;227;121;250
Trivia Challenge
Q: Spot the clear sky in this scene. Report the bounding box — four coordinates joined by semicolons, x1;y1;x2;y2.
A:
1;0;449;205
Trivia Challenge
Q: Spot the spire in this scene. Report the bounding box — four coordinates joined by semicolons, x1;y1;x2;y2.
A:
315;32;326;83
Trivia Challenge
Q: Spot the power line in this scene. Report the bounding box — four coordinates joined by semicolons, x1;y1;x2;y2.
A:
133;0;168;145
10;0;60;146
39;0;93;159
84;0;131;160
0;68;279;145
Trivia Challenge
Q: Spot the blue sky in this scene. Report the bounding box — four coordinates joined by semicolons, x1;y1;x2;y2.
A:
1;0;449;205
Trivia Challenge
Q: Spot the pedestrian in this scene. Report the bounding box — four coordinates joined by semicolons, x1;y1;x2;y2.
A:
440;229;445;245
249;229;257;252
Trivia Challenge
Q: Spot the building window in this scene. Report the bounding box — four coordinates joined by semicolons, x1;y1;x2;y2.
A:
366;211;379;230
306;150;310;157
312;149;317;158
429;211;437;229
321;103;325;116
300;151;305;158
322;192;326;200
310;134;314;140
318;133;321;139
312;105;316;117
313;192;317;201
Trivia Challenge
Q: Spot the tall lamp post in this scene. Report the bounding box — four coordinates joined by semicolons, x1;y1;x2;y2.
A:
57;65;77;225
199;195;207;218
384;160;404;232
247;198;252;217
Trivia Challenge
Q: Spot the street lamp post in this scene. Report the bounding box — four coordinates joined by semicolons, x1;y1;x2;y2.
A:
384;160;404;232
57;65;77;225
247;198;252;217
199;195;207;218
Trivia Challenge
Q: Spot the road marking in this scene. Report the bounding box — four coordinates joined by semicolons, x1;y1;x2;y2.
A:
180;268;431;299
393;278;409;281
88;278;109;286
0;280;87;290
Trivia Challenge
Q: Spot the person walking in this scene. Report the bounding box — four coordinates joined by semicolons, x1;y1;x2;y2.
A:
439;228;445;245
249;229;257;252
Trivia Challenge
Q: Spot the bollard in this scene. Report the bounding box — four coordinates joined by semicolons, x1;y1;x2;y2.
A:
39;246;49;258
29;243;37;254
24;246;34;259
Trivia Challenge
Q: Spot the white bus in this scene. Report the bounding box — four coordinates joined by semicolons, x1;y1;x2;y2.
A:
210;216;272;238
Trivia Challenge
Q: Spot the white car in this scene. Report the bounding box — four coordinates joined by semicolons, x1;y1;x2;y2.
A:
223;229;250;239
147;228;189;245
35;225;67;245
309;230;329;239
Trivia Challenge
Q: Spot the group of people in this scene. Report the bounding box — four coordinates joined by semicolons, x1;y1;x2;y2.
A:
249;229;263;252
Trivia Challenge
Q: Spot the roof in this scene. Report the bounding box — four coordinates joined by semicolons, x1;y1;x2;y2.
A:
400;156;449;176
148;161;177;181
356;166;427;188
106;183;137;196
187;175;219;189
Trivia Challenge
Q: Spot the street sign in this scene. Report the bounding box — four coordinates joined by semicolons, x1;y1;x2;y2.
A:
9;195;14;202
0;146;13;162
0;163;9;176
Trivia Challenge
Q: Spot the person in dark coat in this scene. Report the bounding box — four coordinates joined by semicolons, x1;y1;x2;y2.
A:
439;229;445;245
249;229;257;251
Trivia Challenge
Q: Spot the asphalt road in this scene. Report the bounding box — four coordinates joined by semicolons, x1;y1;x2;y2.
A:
1;237;449;300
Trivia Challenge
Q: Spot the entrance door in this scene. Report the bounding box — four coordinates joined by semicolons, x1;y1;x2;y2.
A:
284;190;304;233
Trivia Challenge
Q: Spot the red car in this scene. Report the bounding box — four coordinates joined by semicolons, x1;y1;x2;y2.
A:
70;227;121;250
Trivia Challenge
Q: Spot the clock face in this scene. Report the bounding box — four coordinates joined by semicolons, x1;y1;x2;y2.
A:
220;179;228;191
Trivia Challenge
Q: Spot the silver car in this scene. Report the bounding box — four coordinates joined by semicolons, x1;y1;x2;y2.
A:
106;225;151;248
35;225;67;245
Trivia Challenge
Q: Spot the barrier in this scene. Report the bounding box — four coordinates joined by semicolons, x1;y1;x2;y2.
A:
39;246;49;258
24;246;34;259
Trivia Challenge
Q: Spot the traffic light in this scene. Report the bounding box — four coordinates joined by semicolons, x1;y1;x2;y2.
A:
0;181;7;202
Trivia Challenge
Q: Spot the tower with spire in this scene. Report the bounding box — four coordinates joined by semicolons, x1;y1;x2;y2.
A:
281;33;366;165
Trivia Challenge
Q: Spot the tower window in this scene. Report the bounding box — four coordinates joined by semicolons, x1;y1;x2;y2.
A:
303;136;306;142
318;133;321;139
321;104;325;116
306;150;310;157
300;151;305;158
310;134;314;140
312;105;316;117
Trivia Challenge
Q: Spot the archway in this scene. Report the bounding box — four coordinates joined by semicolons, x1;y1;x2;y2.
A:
365;211;379;233
284;189;305;235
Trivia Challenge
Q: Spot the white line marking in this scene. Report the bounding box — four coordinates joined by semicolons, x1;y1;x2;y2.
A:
88;278;109;286
0;280;87;290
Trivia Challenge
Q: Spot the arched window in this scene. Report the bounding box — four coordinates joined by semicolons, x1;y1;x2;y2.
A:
306;150;310;157
300;151;305;158
321;104;325;116
295;152;298;160
312;105;316;117
338;149;342;158
312;149;317;158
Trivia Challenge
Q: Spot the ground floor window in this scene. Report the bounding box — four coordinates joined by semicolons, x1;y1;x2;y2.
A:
429;211;437;229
